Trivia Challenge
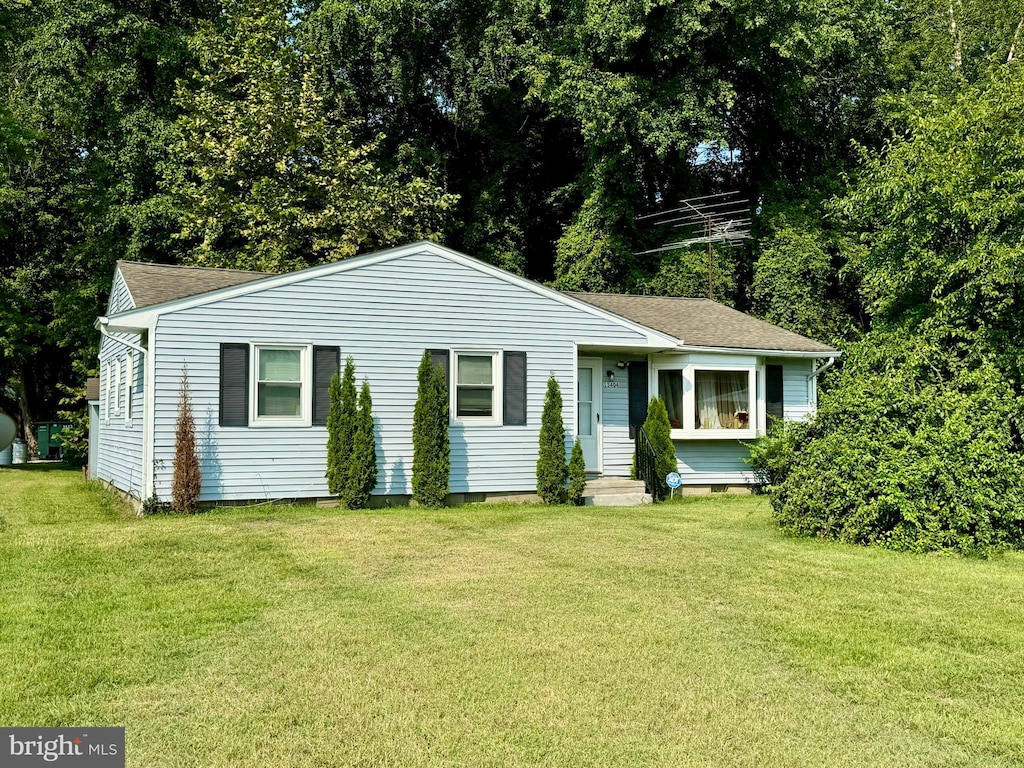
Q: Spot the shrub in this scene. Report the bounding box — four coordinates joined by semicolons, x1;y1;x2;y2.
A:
412;351;450;506
342;379;377;509
171;369;202;514
326;357;357;495
766;335;1024;555
537;376;568;503
642;396;678;501
568;438;587;506
746;419;807;494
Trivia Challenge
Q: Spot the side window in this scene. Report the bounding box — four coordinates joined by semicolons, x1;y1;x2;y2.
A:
125;352;134;423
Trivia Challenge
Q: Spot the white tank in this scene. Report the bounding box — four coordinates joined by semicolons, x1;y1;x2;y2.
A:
12;439;27;464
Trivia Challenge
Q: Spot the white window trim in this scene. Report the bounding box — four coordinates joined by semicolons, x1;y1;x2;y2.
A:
125;352;134;425
653;362;763;441
249;343;313;427
114;357;122;416
102;362;109;422
451;350;503;427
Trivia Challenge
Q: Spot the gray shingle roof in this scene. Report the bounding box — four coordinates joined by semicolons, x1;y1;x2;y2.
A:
115;260;271;310
110;259;836;354
568;292;838;353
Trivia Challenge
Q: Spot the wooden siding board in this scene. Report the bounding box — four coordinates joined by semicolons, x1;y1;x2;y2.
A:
150;252;649;501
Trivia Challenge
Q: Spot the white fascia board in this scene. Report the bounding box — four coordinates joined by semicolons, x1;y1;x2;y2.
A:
674;345;842;359
97;316;148;334
104;241;682;348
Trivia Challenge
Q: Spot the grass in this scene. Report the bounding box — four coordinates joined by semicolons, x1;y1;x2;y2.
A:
1;465;1023;767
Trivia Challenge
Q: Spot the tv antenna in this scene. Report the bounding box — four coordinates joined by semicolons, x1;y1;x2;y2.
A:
635;191;752;300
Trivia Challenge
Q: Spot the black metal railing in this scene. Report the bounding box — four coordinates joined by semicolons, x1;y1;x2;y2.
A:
633;425;657;495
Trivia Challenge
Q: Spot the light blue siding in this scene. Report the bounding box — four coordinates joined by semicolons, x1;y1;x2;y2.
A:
671;359;815;485
598;356;635;477
105;268;134;316
778;357;815;421
149;249;649;502
96;270;145;499
674;440;754;485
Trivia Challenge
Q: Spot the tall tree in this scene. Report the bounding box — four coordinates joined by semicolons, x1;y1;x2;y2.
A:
168;0;456;273
0;0;217;440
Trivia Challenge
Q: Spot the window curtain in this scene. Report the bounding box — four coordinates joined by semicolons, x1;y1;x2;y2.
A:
695;371;748;429
658;370;684;428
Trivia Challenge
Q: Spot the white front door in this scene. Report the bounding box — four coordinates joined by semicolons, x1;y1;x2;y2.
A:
576;358;601;472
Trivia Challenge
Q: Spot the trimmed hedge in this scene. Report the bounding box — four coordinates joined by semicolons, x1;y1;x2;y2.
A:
537;376;568;503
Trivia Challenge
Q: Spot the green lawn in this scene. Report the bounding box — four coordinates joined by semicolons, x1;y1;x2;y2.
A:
1;466;1022;767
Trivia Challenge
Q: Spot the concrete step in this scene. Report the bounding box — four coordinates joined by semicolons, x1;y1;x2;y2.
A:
584;477;648;493
583;492;653;507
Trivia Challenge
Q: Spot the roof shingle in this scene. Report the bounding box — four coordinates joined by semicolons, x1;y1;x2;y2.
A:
110;258;836;354
568;292;838;353
115;260;270;310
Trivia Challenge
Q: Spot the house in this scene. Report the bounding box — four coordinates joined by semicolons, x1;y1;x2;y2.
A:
91;241;838;506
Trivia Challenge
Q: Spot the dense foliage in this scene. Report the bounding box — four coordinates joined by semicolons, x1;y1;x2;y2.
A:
759;65;1024;553
342;379;377;509
567;438;587;506
412;351;449;507
326;358;357;496
536;376;568;504
171;370;202;514
1;0;1022;548
640;397;678;502
169;0;455;273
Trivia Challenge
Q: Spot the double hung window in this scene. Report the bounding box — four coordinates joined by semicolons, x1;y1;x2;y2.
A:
254;345;307;424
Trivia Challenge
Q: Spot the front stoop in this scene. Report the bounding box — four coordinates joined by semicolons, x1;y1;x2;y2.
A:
583;477;653;506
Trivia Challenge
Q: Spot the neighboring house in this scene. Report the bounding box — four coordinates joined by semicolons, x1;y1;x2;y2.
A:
92;241;838;505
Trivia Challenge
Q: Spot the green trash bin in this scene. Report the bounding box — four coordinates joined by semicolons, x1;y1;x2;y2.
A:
37;424;50;459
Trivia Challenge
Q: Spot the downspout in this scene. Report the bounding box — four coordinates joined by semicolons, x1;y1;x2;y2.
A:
97;317;154;502
809;356;837;379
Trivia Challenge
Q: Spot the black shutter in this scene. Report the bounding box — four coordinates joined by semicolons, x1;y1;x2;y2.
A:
627;361;648;438
503;351;527;426
313;346;340;426
219;343;249;427
429;349;450;391
766;364;784;422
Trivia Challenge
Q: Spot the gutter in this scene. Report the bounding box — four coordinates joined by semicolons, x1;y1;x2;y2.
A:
808;356;838;379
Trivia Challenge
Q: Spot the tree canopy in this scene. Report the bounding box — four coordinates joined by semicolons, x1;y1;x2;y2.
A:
1;0;1023;552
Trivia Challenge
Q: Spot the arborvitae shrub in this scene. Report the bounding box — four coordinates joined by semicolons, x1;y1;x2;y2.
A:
343;379;377;509
171;369;202;514
412;351;449;507
642;396;678;501
537;376;568;504
326;357;357;495
568;438;587;506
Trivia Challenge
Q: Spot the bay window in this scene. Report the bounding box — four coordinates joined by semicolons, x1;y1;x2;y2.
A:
654;363;759;438
694;370;750;430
